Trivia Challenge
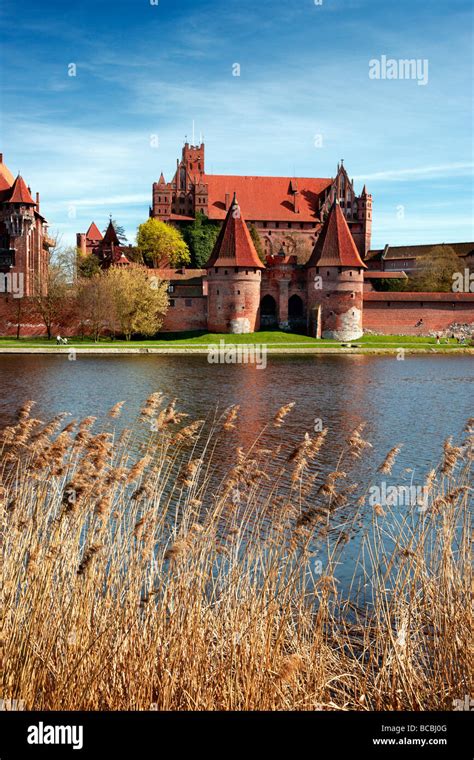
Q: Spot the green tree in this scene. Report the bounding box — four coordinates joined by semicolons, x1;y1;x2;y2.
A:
409;245;462;292
33;266;70;339
248;223;266;264
106;265;169;340
77;251;101;278
182;212;220;268
137;218;190;268
371;277;409;292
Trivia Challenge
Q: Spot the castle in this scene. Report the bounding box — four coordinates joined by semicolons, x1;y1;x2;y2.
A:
77;141;373;340
0;154;51;297
1;145;472;341
149;142;373;262
76;141;474;340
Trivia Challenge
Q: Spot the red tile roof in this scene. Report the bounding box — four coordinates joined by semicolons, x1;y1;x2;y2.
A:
7;175;36;205
169;213;195;221
86;221;103;241
0;174;11;192
306;201;367;269
203;174;332;222
205;194;265;269
364;271;408;279
156;268;206;282
114;251;131;266
0;156;14;187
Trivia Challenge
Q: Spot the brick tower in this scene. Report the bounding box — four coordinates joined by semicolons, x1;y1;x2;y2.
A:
306;199;367;341
0;157;50;297
356;184;372;258
205;193;264;333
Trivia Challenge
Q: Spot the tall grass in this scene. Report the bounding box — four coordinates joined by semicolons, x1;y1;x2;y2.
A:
1;398;472;710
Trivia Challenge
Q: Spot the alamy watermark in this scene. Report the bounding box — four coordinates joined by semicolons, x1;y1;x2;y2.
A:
452;269;474;293
369;482;429;511
0;697;25;711
208;340;267;370
0;272;24;298
369;55;429;86
453;695;474;711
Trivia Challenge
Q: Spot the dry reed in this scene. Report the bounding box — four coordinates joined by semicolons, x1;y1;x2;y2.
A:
0;398;472;711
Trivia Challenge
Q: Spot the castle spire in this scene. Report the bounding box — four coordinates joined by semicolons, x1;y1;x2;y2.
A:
103;219;120;246
205;193;264;269
306;200;366;269
8;174;36;205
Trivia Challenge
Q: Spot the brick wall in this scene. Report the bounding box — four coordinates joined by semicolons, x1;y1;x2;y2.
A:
363;293;474;334
160;296;208;332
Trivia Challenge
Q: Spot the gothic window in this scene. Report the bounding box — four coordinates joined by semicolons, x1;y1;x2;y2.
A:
180;166;186;189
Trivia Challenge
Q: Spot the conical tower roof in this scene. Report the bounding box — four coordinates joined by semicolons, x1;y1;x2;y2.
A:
306;200;366;269
8;174;36;205
86;221;103;241
103;220;120;245
205;193;264;269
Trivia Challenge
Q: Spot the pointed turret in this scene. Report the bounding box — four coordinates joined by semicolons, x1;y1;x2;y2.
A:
205;193;264;333
306;199;366;269
103;219;120;246
8;174;36;205
86;221;103;241
205;193;265;270
306;200;365;341
157;172;166;186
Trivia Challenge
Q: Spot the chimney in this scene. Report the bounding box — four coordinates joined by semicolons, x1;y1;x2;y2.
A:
36;192;40;211
0;153;3;162
225;192;230;210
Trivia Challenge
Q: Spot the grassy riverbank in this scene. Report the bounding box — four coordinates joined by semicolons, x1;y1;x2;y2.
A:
1;397;472;710
0;331;471;353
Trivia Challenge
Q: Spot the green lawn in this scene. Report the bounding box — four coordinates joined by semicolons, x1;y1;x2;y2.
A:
0;331;469;350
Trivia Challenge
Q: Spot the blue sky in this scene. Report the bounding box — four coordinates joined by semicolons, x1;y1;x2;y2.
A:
0;0;472;248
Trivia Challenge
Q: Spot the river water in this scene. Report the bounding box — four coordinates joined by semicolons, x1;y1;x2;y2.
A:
1;353;472;588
